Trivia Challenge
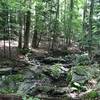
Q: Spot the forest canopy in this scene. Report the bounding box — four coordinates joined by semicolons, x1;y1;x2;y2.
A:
0;0;99;55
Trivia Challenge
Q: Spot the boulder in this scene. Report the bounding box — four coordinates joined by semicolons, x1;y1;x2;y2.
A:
41;57;66;64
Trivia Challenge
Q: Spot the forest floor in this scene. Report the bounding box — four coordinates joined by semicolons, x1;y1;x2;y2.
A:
0;40;100;100
0;40;49;59
0;41;46;62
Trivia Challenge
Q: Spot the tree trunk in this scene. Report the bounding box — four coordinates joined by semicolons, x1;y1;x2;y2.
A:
3;34;6;58
31;4;38;48
8;12;11;58
88;0;94;59
67;0;74;46
83;0;87;34
64;0;68;46
52;0;59;50
23;10;31;49
18;12;23;49
31;29;38;48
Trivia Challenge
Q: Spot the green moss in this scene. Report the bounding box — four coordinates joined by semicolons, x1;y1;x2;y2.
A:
22;96;40;100
2;74;24;85
85;90;98;99
0;87;16;94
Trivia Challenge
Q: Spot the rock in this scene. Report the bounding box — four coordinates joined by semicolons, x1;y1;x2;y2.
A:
9;81;17;90
26;49;49;60
0;80;4;88
63;63;75;68
37;94;80;100
93;51;100;63
71;66;90;84
17;67;51;96
23;69;35;79
29;59;40;66
68;92;79;100
0;94;22;100
79;89;98;100
71;65;100;85
14;60;30;67
47;89;66;96
41;57;66;64
17;78;52;96
0;68;18;75
46;87;68;97
72;73;88;84
43;64;69;82
0;60;14;67
60;66;69;72
17;80;37;95
0;68;12;74
0;74;24;93
75;54;91;65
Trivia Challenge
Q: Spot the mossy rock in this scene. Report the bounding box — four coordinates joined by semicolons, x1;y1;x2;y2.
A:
71;65;98;84
80;90;98;100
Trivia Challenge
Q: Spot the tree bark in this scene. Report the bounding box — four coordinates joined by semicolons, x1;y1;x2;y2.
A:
31;29;38;48
18;12;23;49
51;0;59;50
23;10;31;49
88;0;94;59
67;0;74;46
83;0;87;34
31;4;38;48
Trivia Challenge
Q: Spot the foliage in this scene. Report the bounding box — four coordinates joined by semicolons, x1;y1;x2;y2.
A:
71;82;87;92
2;74;24;83
50;64;62;78
71;65;100;84
18;48;30;55
84;90;98;99
75;53;91;65
0;87;16;94
0;0;99;99
22;96;40;100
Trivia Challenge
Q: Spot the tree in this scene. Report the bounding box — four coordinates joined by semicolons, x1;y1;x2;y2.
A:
51;0;60;50
31;0;45;48
67;0;74;45
31;3;39;48
83;0;87;34
88;0;94;59
23;0;31;49
18;12;23;49
18;1;23;49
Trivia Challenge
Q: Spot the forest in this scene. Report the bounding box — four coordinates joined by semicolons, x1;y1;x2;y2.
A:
0;0;100;100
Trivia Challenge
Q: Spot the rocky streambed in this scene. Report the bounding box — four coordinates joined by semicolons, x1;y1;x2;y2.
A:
0;54;100;100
